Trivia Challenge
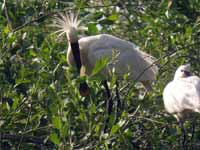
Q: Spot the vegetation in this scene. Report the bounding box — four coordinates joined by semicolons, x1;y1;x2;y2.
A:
1;0;200;149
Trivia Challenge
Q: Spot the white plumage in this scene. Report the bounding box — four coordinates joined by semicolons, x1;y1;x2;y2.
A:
163;64;200;121
53;12;158;91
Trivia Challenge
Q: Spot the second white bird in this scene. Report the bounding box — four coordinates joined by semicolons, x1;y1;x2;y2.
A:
163;64;200;121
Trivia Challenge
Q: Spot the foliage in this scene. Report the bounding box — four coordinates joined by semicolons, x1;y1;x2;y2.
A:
0;0;200;149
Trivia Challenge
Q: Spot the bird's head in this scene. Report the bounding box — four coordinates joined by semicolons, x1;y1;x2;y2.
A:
52;12;81;43
67;27;78;43
174;64;191;79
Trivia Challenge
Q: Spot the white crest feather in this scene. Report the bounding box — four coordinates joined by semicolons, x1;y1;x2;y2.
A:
51;11;81;37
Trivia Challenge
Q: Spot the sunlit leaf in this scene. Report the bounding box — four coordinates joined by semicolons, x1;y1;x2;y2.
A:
88;23;98;34
111;124;120;134
108;14;118;21
52;116;62;129
49;133;60;145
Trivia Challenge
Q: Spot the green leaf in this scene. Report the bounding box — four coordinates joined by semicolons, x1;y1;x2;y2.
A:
49;133;60;145
49;103;58;114
88;23;98;34
52;116;62;129
111;124;120;134
165;10;169;18
99;19;114;25
91;56;109;76
12;98;19;110
117;119;126;127
108;14;118;21
40;48;50;61
78;111;86;121
3;26;9;34
7;33;16;44
95;124;100;133
185;26;192;37
60;123;69;137
124;129;132;137
89;103;96;114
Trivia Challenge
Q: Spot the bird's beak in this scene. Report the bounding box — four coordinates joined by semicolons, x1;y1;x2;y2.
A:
79;82;90;97
184;71;191;77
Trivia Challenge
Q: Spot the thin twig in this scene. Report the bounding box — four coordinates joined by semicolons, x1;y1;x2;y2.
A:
121;105;141;130
138;116;165;125
123;41;200;97
134;124;168;142
23;125;53;134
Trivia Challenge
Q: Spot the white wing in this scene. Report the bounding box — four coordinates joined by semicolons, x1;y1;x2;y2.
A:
163;76;200;114
79;34;158;81
187;76;200;91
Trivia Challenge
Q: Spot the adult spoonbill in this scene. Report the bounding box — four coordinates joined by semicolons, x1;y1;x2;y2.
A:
53;12;158;131
163;64;200;145
53;12;158;90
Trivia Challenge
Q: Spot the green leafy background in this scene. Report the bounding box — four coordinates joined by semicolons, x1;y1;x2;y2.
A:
0;0;200;149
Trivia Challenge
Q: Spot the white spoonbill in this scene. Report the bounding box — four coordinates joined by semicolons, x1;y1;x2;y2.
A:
163;64;200;146
53;12;158;132
52;12;158;92
163;64;200;121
